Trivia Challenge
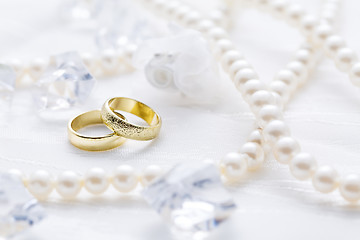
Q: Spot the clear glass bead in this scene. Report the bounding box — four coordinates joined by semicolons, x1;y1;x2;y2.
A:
33;52;96;110
0;173;46;238
142;162;236;239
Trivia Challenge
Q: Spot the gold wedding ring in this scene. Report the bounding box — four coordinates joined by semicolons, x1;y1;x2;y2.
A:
101;97;162;141
68;110;127;151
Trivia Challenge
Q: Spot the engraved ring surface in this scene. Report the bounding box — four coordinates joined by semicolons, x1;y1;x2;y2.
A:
101;97;162;141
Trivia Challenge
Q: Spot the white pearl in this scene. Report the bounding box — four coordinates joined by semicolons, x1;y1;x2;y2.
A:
312;23;333;46
182;10;202;28
273;137;300;164
7;58;27;81
173;5;191;21
163;1;181;17
81;52;100;73
240;142;265;171
294;48;315;69
248;129;265;146
270;0;288;18
28;58;47;81
123;43;138;62
350;62;360;87
324;35;345;58
7;169;26;183
27;170;54;199
255;0;270;11
220;152;248;180
263;120;290;143
56;171;83;199
229;60;252;80
335;47;358;72
290;152;317;180
270;80;291;103
242;79;266;100
140;165;163;187
249;90;276;113
206;27;229;42
112;165;138;193
286;4;304;26
271;92;285;110
274;69;297;91
100;49;120;75
213;38;236;59
208;9;227;28
152;0;166;13
221;50;243;71
321;9;337;25
84;168;110;195
286;61;308;85
233;68;258;89
312;166;339;193
339;174;360;202
300;14;318;37
257;104;283;128
196;19;216;33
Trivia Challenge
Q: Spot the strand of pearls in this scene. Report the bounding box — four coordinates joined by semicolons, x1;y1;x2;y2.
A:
220;0;340;181
233;0;360;202
142;0;360;203
2;43;137;88
240;0;360;88
7;165;163;200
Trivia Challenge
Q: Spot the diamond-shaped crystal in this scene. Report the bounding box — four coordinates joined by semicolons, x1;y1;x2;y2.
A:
0;173;46;238
142;162;236;239
0;64;16;102
33;52;96;110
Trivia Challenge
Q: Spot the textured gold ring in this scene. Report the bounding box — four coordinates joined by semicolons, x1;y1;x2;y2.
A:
68;110;127;151
101;97;162;141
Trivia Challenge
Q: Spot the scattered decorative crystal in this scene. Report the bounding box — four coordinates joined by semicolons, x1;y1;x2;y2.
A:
0;173;46;238
33;51;96;110
133;30;220;102
0;64;16;102
142;162;236;239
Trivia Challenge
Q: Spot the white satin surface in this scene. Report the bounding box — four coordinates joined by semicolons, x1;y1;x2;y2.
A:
1;0;360;239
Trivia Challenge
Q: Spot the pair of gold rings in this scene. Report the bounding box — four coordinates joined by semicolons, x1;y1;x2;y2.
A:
68;97;162;151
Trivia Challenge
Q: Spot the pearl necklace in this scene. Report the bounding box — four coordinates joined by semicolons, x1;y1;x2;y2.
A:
134;0;360;203
169;0;360;203
7;0;354;204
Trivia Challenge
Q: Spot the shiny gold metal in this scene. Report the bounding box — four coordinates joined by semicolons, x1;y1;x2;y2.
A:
101;97;162;141
68;110;126;151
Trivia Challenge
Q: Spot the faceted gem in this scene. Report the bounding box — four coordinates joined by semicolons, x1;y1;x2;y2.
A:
0;64;16;102
0;173;46;238
142;162;236;239
33;52;96;110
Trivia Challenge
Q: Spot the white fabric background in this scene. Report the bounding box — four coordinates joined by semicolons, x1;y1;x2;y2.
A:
1;0;360;239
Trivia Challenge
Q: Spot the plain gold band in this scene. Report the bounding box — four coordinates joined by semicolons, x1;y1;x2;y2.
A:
101;97;162;141
68;110;127;151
